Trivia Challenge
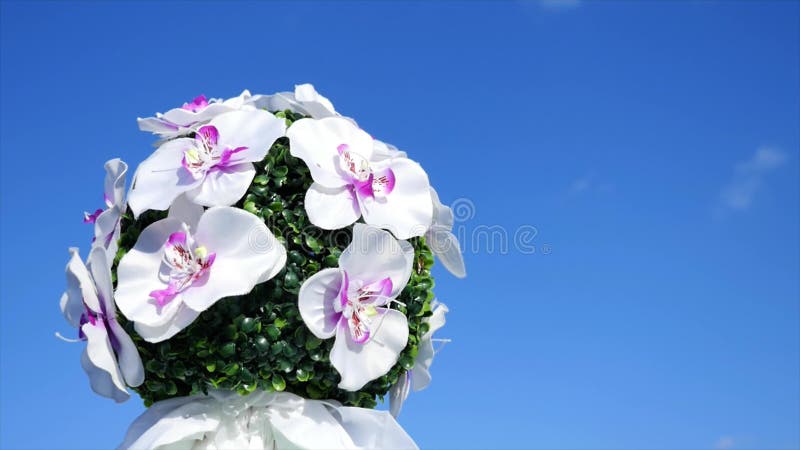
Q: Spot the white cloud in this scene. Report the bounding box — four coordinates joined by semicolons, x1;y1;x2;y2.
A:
538;0;582;11
719;146;787;211
714;436;735;449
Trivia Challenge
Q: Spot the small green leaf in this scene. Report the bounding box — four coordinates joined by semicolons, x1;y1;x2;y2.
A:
222;363;240;376
272;166;289;178
266;325;280;340
304;335;322;350
296;368;312;382
241;317;257;333
243;201;258;214
220;342;236;357
272;374;286;391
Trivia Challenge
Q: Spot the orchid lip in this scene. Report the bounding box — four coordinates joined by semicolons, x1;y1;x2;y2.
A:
337;142;396;200
337;271;393;344
181;125;249;179
149;226;216;306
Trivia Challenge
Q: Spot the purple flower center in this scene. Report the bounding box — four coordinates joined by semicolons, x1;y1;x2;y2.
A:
336;271;393;344
149;228;216;306
181;125;248;180
337;144;396;200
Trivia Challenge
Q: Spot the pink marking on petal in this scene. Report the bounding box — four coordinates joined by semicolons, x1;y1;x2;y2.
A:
371;167;396;198
216;146;248;168
103;193;114;209
204;252;216;269
196;125;219;147
340;271;350;308
353;174;375;200
337;143;349;155
351;325;370;344
149;283;179;307
358;277;393;305
167;232;187;248
83;208;103;224
181;95;209;112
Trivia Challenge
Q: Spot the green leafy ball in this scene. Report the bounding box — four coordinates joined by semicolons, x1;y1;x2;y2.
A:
113;110;436;408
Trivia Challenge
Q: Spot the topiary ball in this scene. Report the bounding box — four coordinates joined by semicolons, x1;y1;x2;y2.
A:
114;110;437;408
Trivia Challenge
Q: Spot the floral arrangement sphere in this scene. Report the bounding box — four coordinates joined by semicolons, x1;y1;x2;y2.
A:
59;85;465;449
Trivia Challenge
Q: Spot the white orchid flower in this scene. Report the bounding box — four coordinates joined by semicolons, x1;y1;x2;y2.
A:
127;109;286;217
137;90;255;139
118;390;418;450
287;117;433;239
389;301;449;417
83;158;128;263
425;188;466;278
248;83;341;120
115;206;286;343
298;224;414;391
59;247;144;403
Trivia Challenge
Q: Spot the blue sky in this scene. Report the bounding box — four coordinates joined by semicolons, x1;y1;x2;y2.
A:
1;1;798;449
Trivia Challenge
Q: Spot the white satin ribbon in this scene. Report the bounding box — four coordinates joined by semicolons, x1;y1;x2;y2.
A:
118;390;418;450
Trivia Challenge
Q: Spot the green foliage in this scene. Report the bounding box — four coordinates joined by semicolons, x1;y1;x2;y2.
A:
114;110;436;408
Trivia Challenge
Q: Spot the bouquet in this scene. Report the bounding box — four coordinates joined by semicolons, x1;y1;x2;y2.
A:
58;84;466;449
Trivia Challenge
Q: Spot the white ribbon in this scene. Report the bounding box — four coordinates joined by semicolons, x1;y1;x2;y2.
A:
118;390;418;450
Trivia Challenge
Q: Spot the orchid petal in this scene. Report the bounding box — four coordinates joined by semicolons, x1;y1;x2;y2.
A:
412;302;449;392
293;83;337;117
106;319;145;387
87;247;114;314
63;248;100;322
429;187;454;230
426;226;466;278
127;139;203;217
220;89;254;109
399;239;415;279
133;305;201;343
159;101;242;131
182;207;286;313
208;110;286;164
136;117;185;137
339;224;412;298
248;85;343;121
247;91;300;114
298;268;344;339
93;207;121;263
388;371;411;418
167;194;204;229
104;158;128;208
304;183;361;230
360;158;433;240
331;308;409;391
185;162;255;207
371;139;407;161
287;117;372;188
81;323;129;403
